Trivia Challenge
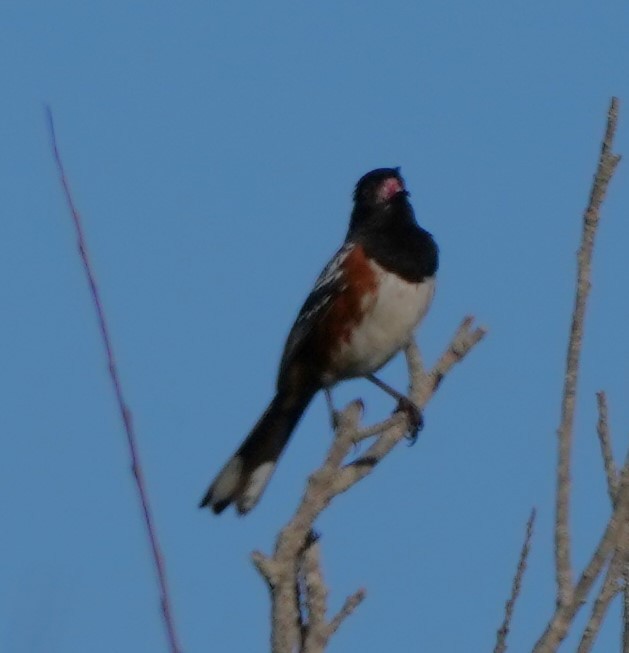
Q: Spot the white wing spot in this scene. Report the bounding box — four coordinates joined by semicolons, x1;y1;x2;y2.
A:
295;244;354;326
298;294;333;324
312;243;354;293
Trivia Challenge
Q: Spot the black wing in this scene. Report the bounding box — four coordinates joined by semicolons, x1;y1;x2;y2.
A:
278;243;354;380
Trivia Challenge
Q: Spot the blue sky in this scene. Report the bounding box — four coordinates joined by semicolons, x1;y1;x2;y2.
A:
2;1;629;651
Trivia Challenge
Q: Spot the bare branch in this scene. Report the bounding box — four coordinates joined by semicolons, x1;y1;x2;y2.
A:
353;415;403;441
269;568;302;652
596;391;618;503
252;550;279;587
336;319;487;494
494;508;536;653
45;108;182;653
554;97;621;607
301;537;329;653
418;316;487;404
253;317;486;652
256;401;364;653
577;547;624;653
326;588;367;638
576;392;629;653
534;459;629;653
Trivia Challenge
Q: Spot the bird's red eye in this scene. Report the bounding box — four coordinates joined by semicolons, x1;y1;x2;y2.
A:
377;177;403;202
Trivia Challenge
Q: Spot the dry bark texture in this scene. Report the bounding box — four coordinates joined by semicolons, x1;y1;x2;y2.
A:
253;319;486;652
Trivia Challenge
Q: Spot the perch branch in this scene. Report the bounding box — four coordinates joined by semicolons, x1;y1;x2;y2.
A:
336;318;486;493
253;317;486;652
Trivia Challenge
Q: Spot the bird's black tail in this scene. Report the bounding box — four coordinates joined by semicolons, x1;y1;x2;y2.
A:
200;388;316;515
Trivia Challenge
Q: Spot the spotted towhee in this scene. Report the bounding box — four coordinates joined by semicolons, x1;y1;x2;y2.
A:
200;168;439;515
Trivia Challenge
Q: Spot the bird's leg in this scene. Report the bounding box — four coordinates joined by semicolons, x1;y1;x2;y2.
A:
324;388;340;431
364;374;423;444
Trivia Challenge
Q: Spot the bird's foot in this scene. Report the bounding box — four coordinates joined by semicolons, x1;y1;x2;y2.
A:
394;397;423;445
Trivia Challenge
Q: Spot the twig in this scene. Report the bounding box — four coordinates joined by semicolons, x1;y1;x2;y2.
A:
533;460;629;653
554;97;621;607
418;316;483;402
326;588;367;638
577;546;624;653
596;392;618;503
493;508;536;653
586;390;629;653
45;107;182;653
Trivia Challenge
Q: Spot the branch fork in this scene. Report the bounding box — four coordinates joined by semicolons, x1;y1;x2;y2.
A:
253;317;486;652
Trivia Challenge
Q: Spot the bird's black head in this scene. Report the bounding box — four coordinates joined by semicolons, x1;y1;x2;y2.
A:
348;167;414;237
352;167;408;207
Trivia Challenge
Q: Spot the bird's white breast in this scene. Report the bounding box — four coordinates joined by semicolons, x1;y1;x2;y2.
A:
334;262;435;379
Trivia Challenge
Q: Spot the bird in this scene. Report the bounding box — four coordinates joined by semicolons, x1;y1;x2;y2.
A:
200;167;439;515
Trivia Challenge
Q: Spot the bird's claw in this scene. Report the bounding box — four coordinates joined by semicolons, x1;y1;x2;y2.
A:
394;397;423;445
